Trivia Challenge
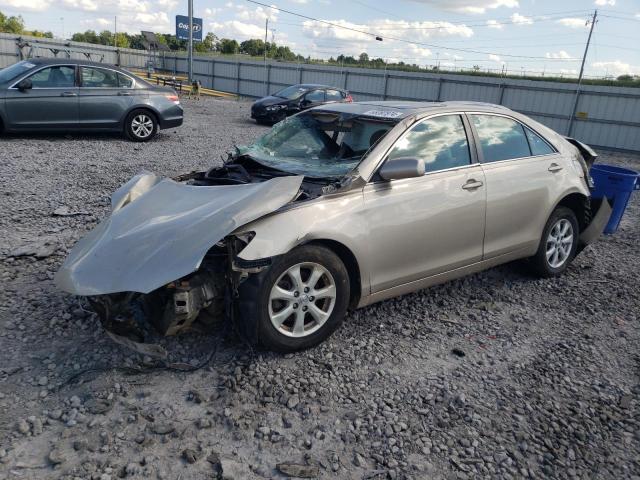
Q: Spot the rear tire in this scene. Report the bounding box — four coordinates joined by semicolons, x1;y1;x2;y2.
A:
529;206;579;277
125;109;158;142
238;245;350;352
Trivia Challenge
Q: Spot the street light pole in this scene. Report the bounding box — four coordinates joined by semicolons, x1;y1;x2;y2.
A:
188;0;193;82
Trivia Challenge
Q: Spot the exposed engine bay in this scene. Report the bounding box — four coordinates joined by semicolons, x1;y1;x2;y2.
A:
85;237;249;358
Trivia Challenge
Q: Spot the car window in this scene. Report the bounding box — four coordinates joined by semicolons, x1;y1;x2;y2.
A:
1;61;37;84
387;115;471;173
472;114;531;162
326;89;343;101
81;67;119;88
28;66;75;88
118;73;134;88
524;126;555;156
305;90;325;102
273;85;307;99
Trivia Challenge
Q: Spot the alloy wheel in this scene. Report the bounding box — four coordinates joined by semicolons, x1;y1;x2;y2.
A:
546;218;574;268
131;114;154;139
268;262;337;338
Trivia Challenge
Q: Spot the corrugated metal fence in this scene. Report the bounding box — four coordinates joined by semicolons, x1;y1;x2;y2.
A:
2;33;640;151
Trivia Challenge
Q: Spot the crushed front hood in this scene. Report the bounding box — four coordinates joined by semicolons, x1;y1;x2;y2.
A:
55;172;303;296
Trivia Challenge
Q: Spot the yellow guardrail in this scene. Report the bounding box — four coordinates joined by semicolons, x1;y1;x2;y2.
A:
128;69;237;99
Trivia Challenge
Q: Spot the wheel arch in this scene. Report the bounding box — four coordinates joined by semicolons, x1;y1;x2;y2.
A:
554;191;590;233
302;239;362;310
122;105;159;129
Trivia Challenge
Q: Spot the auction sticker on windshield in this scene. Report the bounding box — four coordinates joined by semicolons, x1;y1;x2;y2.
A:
362;110;403;119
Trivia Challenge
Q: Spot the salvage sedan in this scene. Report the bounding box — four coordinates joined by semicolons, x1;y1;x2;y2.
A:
0;59;183;141
56;101;611;354
251;83;352;124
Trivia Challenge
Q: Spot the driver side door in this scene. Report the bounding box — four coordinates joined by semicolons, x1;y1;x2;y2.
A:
362;113;486;293
5;65;79;130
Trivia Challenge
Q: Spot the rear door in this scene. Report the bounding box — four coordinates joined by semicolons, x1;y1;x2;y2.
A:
301;89;325;110
325;89;344;104
469;113;567;258
362;113;486;293
78;66;136;129
5;65;78;129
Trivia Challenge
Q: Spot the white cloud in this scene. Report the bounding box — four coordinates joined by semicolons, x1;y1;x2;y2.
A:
157;0;177;10
60;0;98;11
302;18;473;43
510;13;532;25
557;17;588;28
409;0;518;14
233;4;279;22
592;60;639;76
210;20;266;40
545;50;571;59
594;0;615;5
204;7;220;16
0;0;51;11
486;19;503;29
290;0;308;3
489;54;503;63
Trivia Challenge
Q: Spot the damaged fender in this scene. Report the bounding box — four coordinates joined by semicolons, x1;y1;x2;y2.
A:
55;172;303;295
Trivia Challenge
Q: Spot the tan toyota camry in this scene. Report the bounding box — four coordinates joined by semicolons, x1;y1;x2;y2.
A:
56;101;611;354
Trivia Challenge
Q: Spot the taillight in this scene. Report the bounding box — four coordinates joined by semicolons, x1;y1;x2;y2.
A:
346;94;353;103
165;94;180;104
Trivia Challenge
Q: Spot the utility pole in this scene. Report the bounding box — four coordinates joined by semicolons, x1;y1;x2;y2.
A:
114;16;117;47
263;18;269;95
188;0;193;82
263;18;269;63
567;9;597;136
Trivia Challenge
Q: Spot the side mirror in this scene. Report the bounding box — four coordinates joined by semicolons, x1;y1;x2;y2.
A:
300;98;311;107
17;79;32;91
378;157;425;181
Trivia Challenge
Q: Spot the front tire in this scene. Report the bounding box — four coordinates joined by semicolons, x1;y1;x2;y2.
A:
125;109;158;142
238;245;350;352
529;206;579;277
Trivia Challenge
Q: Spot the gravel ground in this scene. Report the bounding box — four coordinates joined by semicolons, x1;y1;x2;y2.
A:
0;98;639;480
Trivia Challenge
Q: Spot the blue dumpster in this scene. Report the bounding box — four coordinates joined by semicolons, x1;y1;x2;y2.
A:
590;164;639;234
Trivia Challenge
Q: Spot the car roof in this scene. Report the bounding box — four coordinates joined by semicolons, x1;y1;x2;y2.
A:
312;100;512;119
21;57;130;71
295;83;342;90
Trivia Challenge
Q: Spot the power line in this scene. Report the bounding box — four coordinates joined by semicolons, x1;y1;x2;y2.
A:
245;0;582;60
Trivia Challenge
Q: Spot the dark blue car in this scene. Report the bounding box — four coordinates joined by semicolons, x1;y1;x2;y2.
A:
0;58;183;141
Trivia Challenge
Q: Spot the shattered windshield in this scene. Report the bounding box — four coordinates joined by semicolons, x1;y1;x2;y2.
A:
239;112;397;178
273;85;308;99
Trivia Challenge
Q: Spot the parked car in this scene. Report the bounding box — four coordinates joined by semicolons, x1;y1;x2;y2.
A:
251;83;352;124
56;101;611;354
0;59;183;141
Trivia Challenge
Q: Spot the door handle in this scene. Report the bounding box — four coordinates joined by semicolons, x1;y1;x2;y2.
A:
462;179;484;190
548;163;563;172
118;91;132;96
60;92;77;97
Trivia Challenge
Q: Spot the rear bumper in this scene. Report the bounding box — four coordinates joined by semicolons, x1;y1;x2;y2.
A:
160;116;183;129
157;103;184;129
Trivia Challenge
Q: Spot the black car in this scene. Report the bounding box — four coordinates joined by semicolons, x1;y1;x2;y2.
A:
0;58;183;141
251;84;352;124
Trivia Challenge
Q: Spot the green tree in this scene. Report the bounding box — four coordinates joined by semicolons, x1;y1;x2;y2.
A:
0;12;24;33
219;38;239;54
240;38;265;57
358;52;369;64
